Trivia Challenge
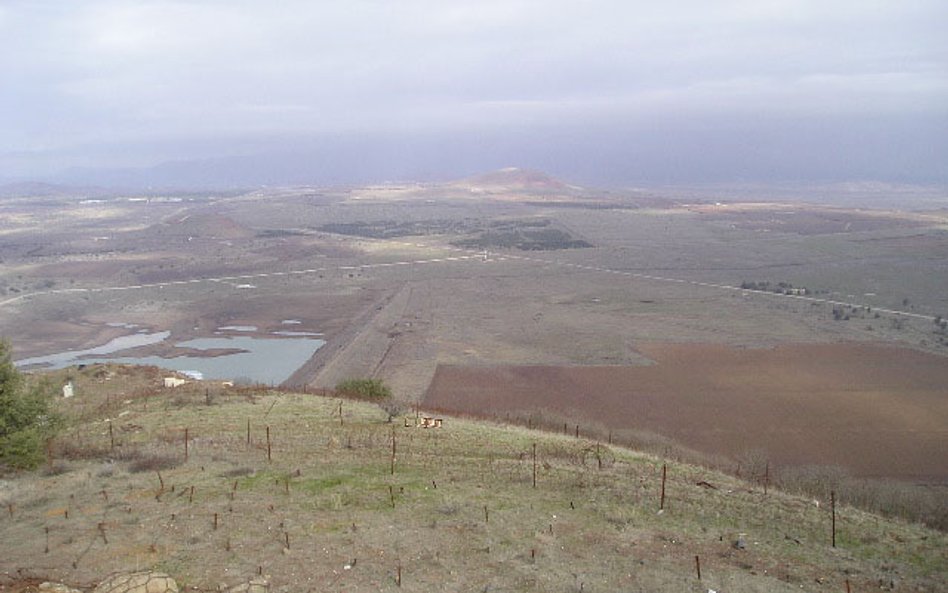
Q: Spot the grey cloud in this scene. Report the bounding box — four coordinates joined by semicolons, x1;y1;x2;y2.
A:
1;0;945;184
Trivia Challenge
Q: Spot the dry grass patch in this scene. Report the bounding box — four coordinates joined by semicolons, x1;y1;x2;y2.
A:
0;376;944;593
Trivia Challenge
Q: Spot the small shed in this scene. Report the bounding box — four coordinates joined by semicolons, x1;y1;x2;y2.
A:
163;377;188;388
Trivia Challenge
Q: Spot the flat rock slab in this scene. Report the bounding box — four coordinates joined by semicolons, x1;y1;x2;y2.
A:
93;572;178;593
39;583;83;593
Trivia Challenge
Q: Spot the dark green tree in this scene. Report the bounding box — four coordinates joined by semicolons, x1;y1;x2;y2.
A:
0;340;61;469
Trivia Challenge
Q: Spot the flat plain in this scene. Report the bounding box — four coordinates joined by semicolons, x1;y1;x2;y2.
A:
2;172;947;484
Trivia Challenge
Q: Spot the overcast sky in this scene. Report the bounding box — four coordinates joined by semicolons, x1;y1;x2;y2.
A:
1;0;946;186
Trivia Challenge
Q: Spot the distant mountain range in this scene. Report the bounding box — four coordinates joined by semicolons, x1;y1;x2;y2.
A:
21;143;515;191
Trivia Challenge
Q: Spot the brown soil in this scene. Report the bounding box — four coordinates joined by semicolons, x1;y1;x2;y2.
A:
423;342;948;481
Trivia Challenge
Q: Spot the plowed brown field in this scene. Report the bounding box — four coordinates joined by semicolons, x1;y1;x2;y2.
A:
424;342;948;481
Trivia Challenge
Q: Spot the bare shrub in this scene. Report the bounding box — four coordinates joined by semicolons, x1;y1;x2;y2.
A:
220;466;256;478
736;448;771;482
379;399;404;423
41;460;72;476
541;442;591;466
171;394;194;408
844;480;948;531
436;503;460;516
127;453;181;473
580;444;616;468
776;464;849;501
776;465;948;531
51;439;110;461
156;428;186;445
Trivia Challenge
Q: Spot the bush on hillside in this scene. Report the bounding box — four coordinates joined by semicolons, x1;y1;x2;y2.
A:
0;340;62;470
335;378;392;399
335;378;402;422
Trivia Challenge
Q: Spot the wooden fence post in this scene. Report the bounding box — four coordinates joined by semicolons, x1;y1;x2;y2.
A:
660;464;667;511
831;490;837;548
391;429;396;475
532;443;537;488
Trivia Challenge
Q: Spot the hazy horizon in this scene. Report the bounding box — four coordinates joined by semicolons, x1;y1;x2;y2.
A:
2;1;946;189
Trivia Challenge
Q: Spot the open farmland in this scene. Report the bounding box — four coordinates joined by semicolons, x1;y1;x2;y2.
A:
423;342;948;482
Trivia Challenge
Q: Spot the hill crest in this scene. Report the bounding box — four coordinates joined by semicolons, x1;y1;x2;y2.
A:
460;167;575;191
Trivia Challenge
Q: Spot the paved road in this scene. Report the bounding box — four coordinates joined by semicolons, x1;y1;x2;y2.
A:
0;252;485;308
1;238;933;322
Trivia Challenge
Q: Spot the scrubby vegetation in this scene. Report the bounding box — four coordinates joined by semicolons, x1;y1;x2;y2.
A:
317;217;593;250
740;280;809;295
776;465;948;531
453;227;593;251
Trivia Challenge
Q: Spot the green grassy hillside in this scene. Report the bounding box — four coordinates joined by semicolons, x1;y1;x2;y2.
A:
1;364;945;592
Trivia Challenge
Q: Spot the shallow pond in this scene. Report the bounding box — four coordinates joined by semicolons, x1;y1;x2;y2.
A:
16;333;324;385
15;331;171;368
